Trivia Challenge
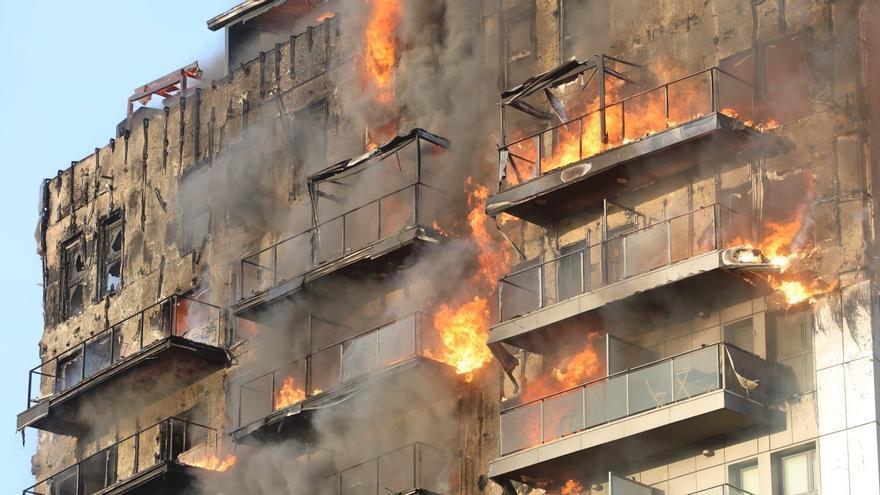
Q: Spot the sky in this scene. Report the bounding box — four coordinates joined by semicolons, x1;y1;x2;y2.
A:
0;1;238;489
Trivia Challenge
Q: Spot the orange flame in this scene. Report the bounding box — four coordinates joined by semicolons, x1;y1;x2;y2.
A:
315;11;336;23
186;454;237;472
523;332;603;402
559;480;585;495
274;376;306;410
427;179;513;381
363;0;400;104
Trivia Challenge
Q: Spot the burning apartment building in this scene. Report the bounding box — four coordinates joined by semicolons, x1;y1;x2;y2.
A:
16;0;880;494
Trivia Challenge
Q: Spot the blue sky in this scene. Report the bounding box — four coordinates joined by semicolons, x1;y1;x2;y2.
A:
0;1;237;489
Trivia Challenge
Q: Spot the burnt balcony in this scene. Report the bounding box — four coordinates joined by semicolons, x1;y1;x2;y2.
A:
490;204;776;349
22;417;232;495
489;61;776;222
317;443;460;495
235;129;457;319
18;296;227;436
489;343;777;484
231;313;454;444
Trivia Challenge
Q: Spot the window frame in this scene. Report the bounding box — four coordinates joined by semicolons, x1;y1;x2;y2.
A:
501;3;537;89
97;209;124;299
773;444;818;495
60;233;87;320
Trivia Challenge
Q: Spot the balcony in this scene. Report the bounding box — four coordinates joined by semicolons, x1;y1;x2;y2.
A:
489;60;778;222
234;129;457;319
317;443;460;495
231;313;455;444
18;296;227;435
490;204;776;349
22;417;231;495
489;343;778;484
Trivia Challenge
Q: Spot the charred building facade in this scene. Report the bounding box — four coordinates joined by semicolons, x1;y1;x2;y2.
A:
18;1;880;494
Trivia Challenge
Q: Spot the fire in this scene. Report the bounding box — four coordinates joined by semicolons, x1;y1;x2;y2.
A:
559;480;585;495
720;108;780;131
274;376;306;410
428;179;513;381
315;11;336;23
362;0;400;104
186;454;237;473
523;332;603;402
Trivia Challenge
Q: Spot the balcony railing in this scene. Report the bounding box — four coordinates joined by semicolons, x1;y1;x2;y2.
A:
499;342;766;456
320;443;460;495
25;295;223;410
690;485;756;495
23;417;226;495
499;203;747;321
499;67;754;190
238;313;442;427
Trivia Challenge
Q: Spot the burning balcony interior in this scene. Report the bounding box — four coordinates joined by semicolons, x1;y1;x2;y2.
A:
18;295;228;436
23;417;233;495
234;129;459;319
487;55;783;223
488;293;786;489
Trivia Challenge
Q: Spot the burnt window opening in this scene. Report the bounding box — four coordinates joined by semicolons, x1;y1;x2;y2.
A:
560;0;611;62
98;211;124;298
720;33;812;124
768;309;814;398
61;235;87;320
80;447;118;493
181;166;212;253
503;4;536;89
292;98;328;193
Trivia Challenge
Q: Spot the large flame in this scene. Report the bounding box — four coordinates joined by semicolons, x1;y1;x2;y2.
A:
523;332;603;402
186;454;237;472
274;376;307;410
559;480;585;495
428;179;512;381
362;0;400;104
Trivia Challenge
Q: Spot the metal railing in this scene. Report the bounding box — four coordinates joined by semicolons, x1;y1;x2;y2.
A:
498;203;748;321
23;417;225;495
499;342;766;456
25;295;224;410
689;485;756;495
499;67;754;189
319;443;460;495
238;313;442;427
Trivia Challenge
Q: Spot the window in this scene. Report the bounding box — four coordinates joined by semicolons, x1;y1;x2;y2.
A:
180;167;211;253
292;99;328;182
80;447;118;493
98;211;124;298
725;318;754;353
731;460;759;494
776;447;817;495
560;0;610;61
768;310;814;397
61;235;86;319
503;5;536;88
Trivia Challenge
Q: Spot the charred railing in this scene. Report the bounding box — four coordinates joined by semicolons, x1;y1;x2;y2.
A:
690;485;756;495
238;313;442;427
499;342;766;456
25;295;223;410
499;67;754;190
238;133;453;301
498;203;748;321
320;443;460;495
23;417;225;495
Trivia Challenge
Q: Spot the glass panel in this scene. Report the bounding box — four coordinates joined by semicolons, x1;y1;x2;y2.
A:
623;223;669;277
739;464;760;494
692;206;717;255
378;317;415;367
542;388;584;441
275;233;310;283
83;333;115;380
500;265;541;320
311;346;341;395
176;299;217;344
580;110;605;159
623;86;667;142
240;374;273;426
419;445;460;493
142;303;168;348
673;346;720;401
628;359;673;415
273;361;308;411
316;217;344;263
380;187;416;237
500;402;542;455
604;237;625;284
781;450;814;495
586;244;603;290
340;459;378;495
604;102;625;150
136;424;163;472
81;449;113;494
344;201;380;252
377;446;415;493
118;314;142;360
342;332;379;382
115;435;137;482
56;350;84;393
505;136;539;185
241;250;274;296
556;250;585;302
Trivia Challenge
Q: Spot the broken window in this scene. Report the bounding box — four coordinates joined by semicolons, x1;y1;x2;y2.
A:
98;211;124;298
560;0;610;61
61;235;86;319
768;309;814;398
56;349;84;393
292;99;328;183
80;447;118;493
503;5;536;88
50;466;78;495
